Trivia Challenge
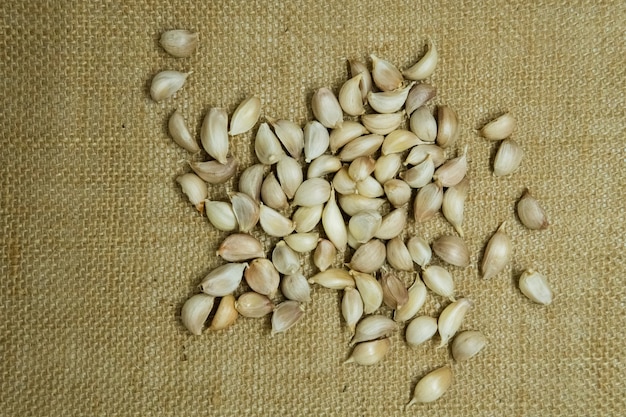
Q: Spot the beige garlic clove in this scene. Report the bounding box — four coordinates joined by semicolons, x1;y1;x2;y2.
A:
404;144;446;167
239;164;267;203
235;292;274;318
168;110;200;152
308;268;354;290
350;270;384;314
348;210;382;243
367;83;414;114
442;178;469;237
432;235;470;268
375;205;408;240
271;301;304;334
293;204;323;233
201;108;229;164
433;145;468;187
205;200;238;231
312;87;343;129
422;265;455;300
407;366;453;406
314;239;336;272
436;106;460;148
480;112;515;140
150;70;191;102
307;155;342;178
349;239;386;273
304;121;330;163
405;83;437;115
281;273;312;303
268;118;304;160
438;298;472;347
405;315;438;346
356;176;384;198
409;106;438;143
181;294;214;335
255;122;285;165
189;157;238;184
329;121;370;154
370;54;403;91
386;238;414;272
176;173;207;212
413;182;443;222
351;314;398;345
348;156;376;182
338;194;385;216
322;188;348;252
481;222;512;280
451;330;487;361
160;30;198;57
361;112;405;135
519;269;553;305
272;241;300;275
276;156;303;200
381;271;410;309
230;192;260;232
332;166;358;195
342;287;364;335
261;172;289;210
407;236;432;268
217;234;265;262
338;134;384;162
493;138;523;176
229;96;261;136
284;232;320;253
394;280;428;322
384;179;412;208
345;338;391;366
293;178;331;207
403;37;438;80
339;74;366;116
244;258;280;297
382;129;424;155
210;295;238;331
349;60;373;102
259;204;295;237
400;155;435;189
199;263;248;297
374;153;403;184
517;190;549;230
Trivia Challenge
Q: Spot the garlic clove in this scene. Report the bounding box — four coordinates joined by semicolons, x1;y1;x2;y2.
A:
349;239;386;273
480;112;515;140
332;166;358;195
238;164;267;203
199;263;248;297
436;105;459;148
210;295;238;331
284;232;320;253
400;155;435;189
404;144;446;167
235;292;274;318
493;138;523;176
338;134;384;162
293;178;332;207
201;108;229;165
437;298;472;347
374;153;403;184
189;157;238;184
375;205;408;240
293;204;323;233
348;156;376;182
261;172;289;210
230;192;260;232
176;173;207;212
217;233;265;262
405;315;438;346
350;270;384;314
342;287;364;335
349;60;373;103
386;238;414;272
517;190;549;230
406;366;453;406
150;70;191;102
322;188;348;252
168;110;200;152
205;200;238;231
259;204;295;237
348;210;382;244
308;268;355;290
367;83;413;114
339;74;366;116
383;179;412;208
351;314;398;345
271;241;300;275
312;87;343;129
159;30;198;58
304;121;330;163
421;265;455;300
281;273;312;303
403;37;438;80
394;280;428;322
370;54;403;91
313;239;336;272
229;96;261;136
407;236;432;268
481;222;512;280
405;83;437;115
181;293;214;335
271;301;305;334
413;182;443;222
329;121;370;154
381;271;410;309
307;155;342;178
451;330;487;361
409;106;438;143
442;178;469;237
338;194;385;216
244;258;280;297
345;338;391;366
361;112;404;135
432;235;470;268
268;118;304;160
433;145;468;187
382;129;424;155
355;176;384;198
255;122;285;165
519;269;553;305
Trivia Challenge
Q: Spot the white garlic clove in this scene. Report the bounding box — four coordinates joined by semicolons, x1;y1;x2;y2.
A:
409;106;438;143
404;144;446;167
350;270;384;314
349;239;386;273
451;330;487;361
329;121;370;154
383;179;412;208
261;172;289;210
307;155;342;178
339;74;366;116
176;173;207;212
405;315;438;346
519;269;553;305
181;293;214;335
400;155;435;189
313;239;336;272
481;222;512;280
367;83;413;114
355;176;384;198
168;110;200;152
284;232;320;253
406;366;453;406
381;271;409;309
394;280;428;322
268;118;304;160
255;122;285;165
322;188;348;252
281;273;312;303
342;287;364;335
217;233;265;262
405;83;437;115
304;121;330;163
332;166;358;195
293;204;323;233
375;205;408;240
345;338;391;366
259;204;295;237
150;70;191;102
348;156;376;182
413;182;443;222
432;235;470;268
235;292;274;318
349;60;373;103
403;37;438;80
480;112;515;140
244;258;280;297
433;145;468;187
421;265;455;300
374;153;403;184
201;108;229;165
199;263;248;297
407;236;432;268
271;241;300;275
230;192;260;232
517;190;549;230
361;112;404;135
351;314;398;345
205;200;238;231
159;30;198;58
493;138;524;176
308;268;354;290
238;164;267;203
382;129;424;155
189;157;238;184
312;87;343;129
209;294;238;331
370;54;403;91
348;210;382;244
436;106;459;148
438;298;472;347
229;96;261;136
276;156;303;199
293;178;332;207
271;301;305;334
386;238;414;272
442;178;469;237
338;134;384;162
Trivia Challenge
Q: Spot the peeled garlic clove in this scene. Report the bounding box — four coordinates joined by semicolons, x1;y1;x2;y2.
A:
281;273;312;303
367;83;413;114
239;164;267;203
276;156;303;199
244;258;280;297
168;110;200;152
381;271;409;309
348;210;382;243
255;122;285;165
268;118;304;160
384;179;412;208
517;190;549;230
351;314;398;345
342;287;364;334
261;172;289;210
293;178;331;207
210;295;238;331
349;60;373;102
339;74;366;116
259;204;294;237
375;205;408;240
407;236;432;267
312;87;343;129
405;315;438;346
361;112;404;135
451;330;487;361
409;106;437;143
329;121;370;154
345;338;391;366
181;294;214;335
150;70;190;102
230;192;260;232
394;280;427;322
308;268;354;290
293;204;323;233
322;188;348;252
189;157;238;184
438;298;472;347
205;200;238;231
356;176;384;198
442;178;469;237
400;155;435;189
307;155;342;178
433;145;468;187
349;239;386;273
284;232;320;253
304;121;330;163
413;182;443;222
229;96;261;135
199;263;247;297
519;269;553;305
374;153;403;184
160;29;198;57
493;138;523;177
403;37;438;80
338;194;385;216
271;301;304;334
314;239;336;272
422;265;455;300
480;112;515;140
432;235;470;268
217;234;265;262
436;106;459;148
405;83;437;115
235;292;274;318
332;166;357;195
201;108;229;164
348;156;376;182
481;222;512;280
407;366;453;406
351;270;383;314
404;144;446;167
386;238;414;272
370;54;403;91
176;173;207;212
338;134;384;162
272;241;300;275
382;129;424;155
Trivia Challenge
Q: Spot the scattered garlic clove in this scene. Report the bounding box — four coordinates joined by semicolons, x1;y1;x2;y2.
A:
293;204;323;233
404;144;446;167
239;164;267;203
400;155;435;189
493;139;524;176
339;194;385;217
284;232;320;253
329;121;370;154
276;156;303;200
421;265;455;300
199;263;248;297
205;200;238;231
244;258;280;297
176;173;207;212
312;87;343;129
355;176;384;198
261;172;289;210
433;145;468;187
381;271;410;309
342;287;364;335
519;269;553;305
159;30;198;58
351;314;398;345
304;121;330;163
480;112;515;140
255;122;286;165
361;112;404;135
259;204;295;237
409;106;438;143
517;190;549;230
375;205;408;240
281;273;312;303
413;182;443;222
386;238;414;272
451;330;487;361
432;235;470;268
230;192;260;232
438;298;472;347
406;366;453;406
350;270;384;314
345;338;391;366
181;293;214;335
268;118;304;160
481;222;512;280
403;37;438;80
307;155;342;178
189;157;238;184
217;234;265;262
322;188;348;252
168;110;200;152
384;179;412;208
308;268;354;290
314;239;336;271
271;301;304;334
293;178;331;207
382;129;424;155
229;96;261;136
374;153;403;184
332;166;358;195
348;156;376;182
150;70;191;102
349;60;373;102
210;295;238;331
338;134;384;162
339;74;366;116
442;178;469;237
348;210;382;243
235;292;274;318
407;236;432;268
201;108;229;164
405;83;437;115
367;83;413;114
370;54;403;91
272;241;300;275
405;315;438;346
436;105;460;148
394;280;428;322
349;239;387;273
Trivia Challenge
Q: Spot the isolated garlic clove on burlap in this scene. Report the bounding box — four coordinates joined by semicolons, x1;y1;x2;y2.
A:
201;108;229;164
181;293;214;335
268;117;304;160
150;70;191;101
308;268;354;290
405;83;437;115
244;258;280;297
235;292;274;318
199;263;247;297
394;280;428;322
409;106;437;143
205;200;238;231
451;330;487;361
312;87;343;129
517;190;549;230
217;234;265;262
438;298;472;347
480;112;515;140
281;273;312;303
405;315;438;346
406;366;453;406
370;54;403;91
255;122;285;165
345;338;391;366
493;139;523;176
304;120;330;163
403;37;438;80
519;269;553;305
350;270;383;314
271;301;304;334
339;74;366;116
210;295;238;331
230;192;260;232
229;96;261;135
168;110;200;152
159;30;198;57
481;222;512;279
432;235;470;268
190;157;238;184
342;287;364;335
176;173;207;212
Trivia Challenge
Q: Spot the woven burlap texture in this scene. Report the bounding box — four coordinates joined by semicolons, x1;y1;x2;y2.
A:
1;1;624;416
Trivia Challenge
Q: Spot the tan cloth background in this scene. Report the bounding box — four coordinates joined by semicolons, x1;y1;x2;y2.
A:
1;0;624;415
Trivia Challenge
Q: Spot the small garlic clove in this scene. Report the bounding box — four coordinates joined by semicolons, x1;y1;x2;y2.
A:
235;292;274;318
339;74;366;116
370;54;403;91
229;96;261;136
217;234;265;262
259;204;295;237
442;178;469;237
451;330;487;361
261;172;289;210
276;156;303;199
201;108;229;165
205;200;238;231
293;204;323;233
230;192;260;232
351;314;398;345
481;222;512;280
438;298;472;347
480;112;515;140
244;258;280;297
517;190;549;230
361;112;405;135
409;106;438;143
329;121;370;154
199;263;248;297
332;166;358;195
381;271;410;309
271;301;305;334
406;366;453;406
404;144;446;167
313;239;336;272
255;122;286;165
433;145;468;187
349;60;373;103
210;295;238;331
308;268;354;290
348;156;376;182
189;157;238;184
322;188;348;252
348;210;382;244
382;129;424;155
413;182;443;222
307;155;342;178
421;265;455;300
367;83;414;114
349;239;386;273
284;232;320;253
375;205;408;240
493;138;524;176
181;293;214;335
403;37;438;80
355;176;384;198
405;315;438;346
407;236;432;268
268;118;304;160
176;173;207;212
342;287;364;334
281;273;312;303
405;83;437;115
374;153;403;184
338;194;385;216
345;338;391;366
293;178;332;207
159;30;198;58
432;235;470;268
386;238;414;272
238;164;267;203
519;269;553;305
304;121;330;163
312;87;343;129
436;106;460;148
272;241;300;275
400;155;435;189
384;179;412;208
168;110;200;152
338;134;384;162
394;280;428;322
350;270;384;314
150;70;191;102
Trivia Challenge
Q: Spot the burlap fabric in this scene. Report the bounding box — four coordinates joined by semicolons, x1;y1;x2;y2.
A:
1;1;624;415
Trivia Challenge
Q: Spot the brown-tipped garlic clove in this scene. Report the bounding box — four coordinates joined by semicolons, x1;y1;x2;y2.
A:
386;238;414;272
181;293;214;335
406;366;453;406
405;315;438;346
342;287;364;335
271;301;305;334
168;110;200;152
413;182;443;222
517;190;549;230
281;273;312;303
308;268;354;290
159;30;198;58
271;241;300;275
381;271;409;309
209;295;238;331
438;298;472;347
201;108;229;165
150;70;191;102
405;83;437;115
229;96;261;136
312;87;343;129
199;263;248;297
189;157;238;184
244;258;280;297
519;269;553;305
370;54;403;91
229;192;260;232
384;179;412;208
481;222;512;280
403;38;438;80
421;265;455;300
451;330;487;361
432;235;470;268
345;338;391;366
217;234;265;262
480;112;515;140
436;106;459;148
176;173;208;212
349;239;386;273
235;292;274;318
493;139;523;176
394;280;428;322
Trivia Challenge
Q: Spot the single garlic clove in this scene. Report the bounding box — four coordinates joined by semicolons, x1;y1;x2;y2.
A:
332;167;358;195
480;112;515;140
403;37;438;80
338;134;384;162
406;366;453;406
339;74;366;116
150;70;191;102
293;204;323;233
293;178;332;207
405;83;437;115
370;54;403;91
349;59;373;103
361;112;404;135
329;121;370;154
168;110;200;152
189;157;238;184
436;106;460;148
272;241;300;275
322;188;348;252
438;298;472;347
255;122;285;165
432;235;470;268
312;87;343;129
314;239;336;272
406;236;432;268
384;179;412;208
261;172;289;210
413;182;443;222
382;129;424;155
230;192;260;232
374;153;402;184
375;205;408;240
367;83;414;114
217;233;265;262
404;144;446;167
517;190;549;230
381;271;410;309
348;210;382;244
304;120;330;163
268;118;304;160
519;269;553;305
307;155;342;179
238;164;267;203
308;268;354;290
351;314;398;345
338;194;385;217
433;145;468;187
405;315;438;346
348;156;376;182
229;96;261;136
284;232;320;253
181;293;214;335
409;106;438;143
350;270;384;314
386;238;414;272
210;295;238;331
349;239;386;273
281;273;312;303
199;263;248;297
451;330;487;361
421;265;455;300
394;280;428;322
442;178;469;237
176;173;207;212
205;200;238;231
481;222;512;280
493;138;524;176
244;258;280;297
345;338;391;366
400;155;435;189
235;292;274;318
201;108;229;165
259;204;295;237
271;301;305;334
159;30;198;58
355;176;384;198
342;287;364;335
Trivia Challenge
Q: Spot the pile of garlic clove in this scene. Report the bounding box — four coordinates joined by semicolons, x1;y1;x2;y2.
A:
152;30;554;406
